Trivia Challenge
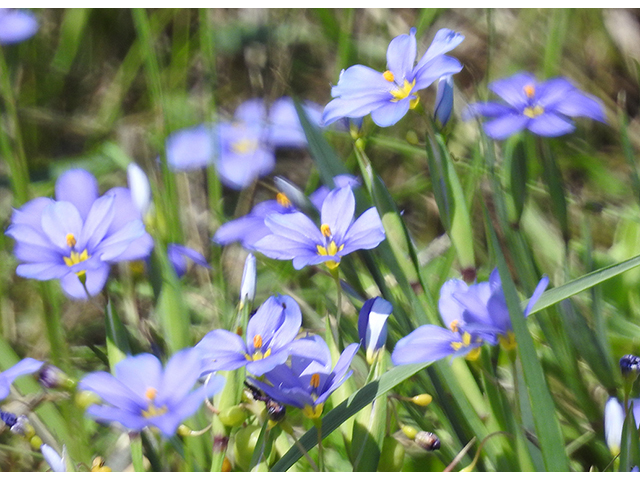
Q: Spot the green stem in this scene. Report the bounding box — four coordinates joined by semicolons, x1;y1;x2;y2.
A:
130;433;145;472
0;47;30;205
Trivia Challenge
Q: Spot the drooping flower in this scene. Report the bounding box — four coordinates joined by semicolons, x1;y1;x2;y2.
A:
166;97;323;190
463;72;606;140
78;349;224;437
391;269;548;365
358;297;392;364
41;444;66;472
0;9;38;45
323;28;464;128
0;358;43;400
252;186;385;270
247;336;359;419
167;244;209;278
212;175;359;249
5;169;154;300
195;295;302;377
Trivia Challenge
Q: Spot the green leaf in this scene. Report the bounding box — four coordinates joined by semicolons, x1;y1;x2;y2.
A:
486;208;570;471
527;253;640;315
105;299;131;373
271;362;429;472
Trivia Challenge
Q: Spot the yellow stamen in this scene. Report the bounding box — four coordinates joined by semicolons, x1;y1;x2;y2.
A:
231;138;258;155
465;347;481;361
498;331;517;351
244;348;272;362
253;335;263;349
276;192;292;208
523;105;544;118
141;404;168;418
310;373;320;389
450;320;460;333
410;96;420;109
63;249;90;267
451;331;473;351
145;387;157;401
66;233;77;248
320;224;332;237
390;79;416;102
523;84;535;98
303;404;324;419
382;70;395;82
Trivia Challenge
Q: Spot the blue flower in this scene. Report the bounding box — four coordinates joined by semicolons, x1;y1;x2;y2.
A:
391;269;548;365
213;175;359;249
463;72;606;140
78;349;224;437
166;97;323;190
0;9;38;45
252;186;385;270
167;243;209;278
195;295;302;377
0;358;43;400
247;336;359;418
323;28;464;127
6;169;154;300
358;297;392;364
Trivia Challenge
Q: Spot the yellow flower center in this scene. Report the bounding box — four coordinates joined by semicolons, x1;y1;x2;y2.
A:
390;79;416;103
63;248;91;280
141;387;168;418
451;331;473;351
303;404;324;419
523;84;535;98
276;192;292;208
231;138;258;155
382;70;395;82
523;105;544;118
498;331;517;351
244;348;272;362
316;241;344;270
66;233;77;248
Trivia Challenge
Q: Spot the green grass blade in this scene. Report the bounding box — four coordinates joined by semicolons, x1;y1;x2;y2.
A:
486;209;570;471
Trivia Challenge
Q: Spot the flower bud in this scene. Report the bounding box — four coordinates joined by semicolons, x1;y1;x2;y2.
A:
358;297;392;364
605;397;624;456
620;354;640;376
401;424;418;440
30;434;43;449
0;410;17;428
414;431;440;451
75;390;101;410
38;365;75;390
240;254;256;307
10;415;32;437
411;394;433;407
378;436;405;472
218;405;248;427
41;444;66;472
434;75;454;127
127;162;152;219
406;130;419;145
233;425;261;471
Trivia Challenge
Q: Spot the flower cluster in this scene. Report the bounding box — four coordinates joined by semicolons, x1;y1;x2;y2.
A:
392;269;548;365
166;97;323;190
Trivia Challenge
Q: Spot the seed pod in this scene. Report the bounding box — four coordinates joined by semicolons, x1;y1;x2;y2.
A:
414;431;441;451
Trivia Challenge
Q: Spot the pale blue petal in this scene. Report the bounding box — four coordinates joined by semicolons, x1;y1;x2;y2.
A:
527;112;575;137
54;169;99;221
386;28;416;80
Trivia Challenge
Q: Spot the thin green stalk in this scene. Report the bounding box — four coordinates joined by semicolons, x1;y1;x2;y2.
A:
130;433;145;472
0;48;30;205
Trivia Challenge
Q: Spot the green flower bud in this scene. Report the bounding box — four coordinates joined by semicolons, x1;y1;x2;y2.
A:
378;436;405;472
401;424;418;440
233;425;261;471
219;406;248;428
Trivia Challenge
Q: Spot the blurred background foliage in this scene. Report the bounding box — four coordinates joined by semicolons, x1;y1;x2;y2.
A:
2;8;640;472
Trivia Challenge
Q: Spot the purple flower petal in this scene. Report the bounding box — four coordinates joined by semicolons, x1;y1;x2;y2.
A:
527;112;575;137
391;325;462;365
114;353;163;404
488;72;536;110
415;28;465;73
0;9;38;45
482;114;530;140
386;28;417;80
370;97;413;127
340;207;386;255
166;124;216;171
54;169;99;221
